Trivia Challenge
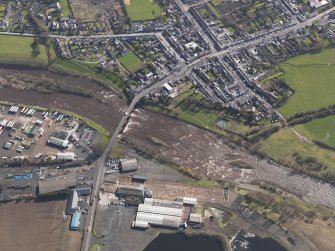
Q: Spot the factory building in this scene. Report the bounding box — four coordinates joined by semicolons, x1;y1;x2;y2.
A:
134;198;184;229
176;197;197;206
66;189;79;214
120;158;138;172
38;175;77;194
75;187;92;196
116;184;144;205
47;131;70;148
138;204;183;217
70;211;81;231
135;212;181;229
189;213;203;224
144;198;183;209
132;175;147;183
116;185;144;198
56;152;75;160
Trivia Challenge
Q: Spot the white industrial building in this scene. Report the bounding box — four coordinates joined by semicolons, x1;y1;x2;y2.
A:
135;212;181;229
134;198;184;229
48;137;69;148
144;198;183;208
176;197;197;205
163;83;174;94
138;204;182;217
56;152;75;160
66;189;79;214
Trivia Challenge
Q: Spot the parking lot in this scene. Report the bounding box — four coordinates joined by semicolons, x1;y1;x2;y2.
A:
0;105;99;161
0;167;38;200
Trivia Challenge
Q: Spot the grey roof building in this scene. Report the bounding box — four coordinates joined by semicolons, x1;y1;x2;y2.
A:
66;189;79;214
120;158;138;172
38;175;76;194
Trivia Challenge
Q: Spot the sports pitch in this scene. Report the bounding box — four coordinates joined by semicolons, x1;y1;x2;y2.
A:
125;0;162;21
279;47;335;117
118;52;144;73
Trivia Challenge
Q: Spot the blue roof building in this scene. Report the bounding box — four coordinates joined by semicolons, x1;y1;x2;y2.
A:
70;211;81;230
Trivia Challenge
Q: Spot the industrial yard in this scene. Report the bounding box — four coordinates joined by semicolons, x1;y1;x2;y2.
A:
0;104;100;160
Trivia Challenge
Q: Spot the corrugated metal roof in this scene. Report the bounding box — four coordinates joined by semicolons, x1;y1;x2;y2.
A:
75;187;91;196
117;186;143;197
132;175;147;181
134;220;149;229
70;211;81;229
136;212;181;228
144;198;183;208
38;175;77;194
66;189;79;214
138;204;182;217
189;213;202;223
177;197;197;205
120;158;138;172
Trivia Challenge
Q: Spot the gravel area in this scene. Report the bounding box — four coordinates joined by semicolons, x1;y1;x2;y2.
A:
122;109;335;209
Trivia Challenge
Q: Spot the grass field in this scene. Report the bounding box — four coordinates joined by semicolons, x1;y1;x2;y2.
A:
260;128;335;173
118;52;144;73
295;115;335;147
279;47;335;117
126;0;162;21
0;35;51;67
59;0;72;17
51;58;125;94
145;84;253;137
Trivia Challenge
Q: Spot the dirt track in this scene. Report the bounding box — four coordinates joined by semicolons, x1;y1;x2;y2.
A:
121;109;335;209
0;200;81;251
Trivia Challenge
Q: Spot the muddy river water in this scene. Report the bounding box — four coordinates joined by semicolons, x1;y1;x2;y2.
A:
0;66;127;132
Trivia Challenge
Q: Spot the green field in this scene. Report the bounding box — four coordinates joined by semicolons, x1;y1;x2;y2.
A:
260;128;335;174
51;58;126;94
145;84;254;137
126;0;162;21
279;47;335;117
59;0;72;17
118;52;144;73
295;115;335;147
0;35;52;67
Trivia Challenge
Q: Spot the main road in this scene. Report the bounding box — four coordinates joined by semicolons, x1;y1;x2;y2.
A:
80;65;192;251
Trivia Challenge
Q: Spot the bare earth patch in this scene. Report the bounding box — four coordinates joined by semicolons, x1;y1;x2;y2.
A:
0;200;81;251
121;109;335;209
287;219;335;251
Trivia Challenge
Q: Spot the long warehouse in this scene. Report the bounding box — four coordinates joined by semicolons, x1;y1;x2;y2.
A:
138;204;182;217
135;212;181;229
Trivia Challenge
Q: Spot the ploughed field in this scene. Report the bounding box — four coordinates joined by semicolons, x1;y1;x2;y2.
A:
121;109;335;209
0;200;81;251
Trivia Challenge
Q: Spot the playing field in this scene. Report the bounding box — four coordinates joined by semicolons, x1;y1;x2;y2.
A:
279;47;335;117
295;115;335;147
125;0;162;21
0;35;52;67
118;52;144;73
